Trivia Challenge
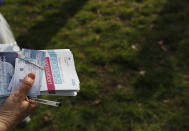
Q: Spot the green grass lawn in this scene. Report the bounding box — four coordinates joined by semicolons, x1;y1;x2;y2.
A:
1;0;189;130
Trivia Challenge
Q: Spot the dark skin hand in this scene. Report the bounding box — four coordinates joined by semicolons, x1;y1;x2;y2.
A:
0;73;39;131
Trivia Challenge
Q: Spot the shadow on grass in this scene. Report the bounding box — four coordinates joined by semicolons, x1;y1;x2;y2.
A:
133;0;189;99
132;1;189;129
17;0;88;49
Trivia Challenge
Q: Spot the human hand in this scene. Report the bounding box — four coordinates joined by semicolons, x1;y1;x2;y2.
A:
0;73;39;131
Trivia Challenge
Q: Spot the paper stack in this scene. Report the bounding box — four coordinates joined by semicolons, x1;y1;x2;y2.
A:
8;49;46;96
40;49;80;96
0;48;79;98
0;52;18;97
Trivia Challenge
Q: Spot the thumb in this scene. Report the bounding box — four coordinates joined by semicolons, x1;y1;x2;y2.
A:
17;73;35;99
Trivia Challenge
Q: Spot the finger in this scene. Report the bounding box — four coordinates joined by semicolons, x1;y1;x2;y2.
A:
17;73;35;99
27;102;40;113
31;102;40;109
25;97;39;105
22;101;39;115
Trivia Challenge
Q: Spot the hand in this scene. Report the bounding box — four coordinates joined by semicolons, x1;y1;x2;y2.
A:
0;73;39;131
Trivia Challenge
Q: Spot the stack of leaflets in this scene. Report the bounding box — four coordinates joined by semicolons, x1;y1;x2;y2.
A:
0;49;80;98
8;49;46;96
40;49;80;96
0;52;18;97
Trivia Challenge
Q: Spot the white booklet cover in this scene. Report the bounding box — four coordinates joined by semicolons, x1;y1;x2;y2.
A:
40;49;80;95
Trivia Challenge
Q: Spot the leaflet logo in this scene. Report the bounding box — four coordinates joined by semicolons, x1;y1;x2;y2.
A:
44;57;56;94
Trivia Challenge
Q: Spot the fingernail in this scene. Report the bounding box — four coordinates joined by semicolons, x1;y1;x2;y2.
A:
28;73;35;80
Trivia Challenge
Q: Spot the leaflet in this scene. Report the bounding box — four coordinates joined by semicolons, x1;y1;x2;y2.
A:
40;49;80;95
8;49;46;96
6;49;80;97
0;52;18;97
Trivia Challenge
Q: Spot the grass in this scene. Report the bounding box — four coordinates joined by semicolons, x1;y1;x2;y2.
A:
1;0;189;130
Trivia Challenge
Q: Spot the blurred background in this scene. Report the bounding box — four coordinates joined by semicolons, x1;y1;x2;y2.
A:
1;0;189;130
